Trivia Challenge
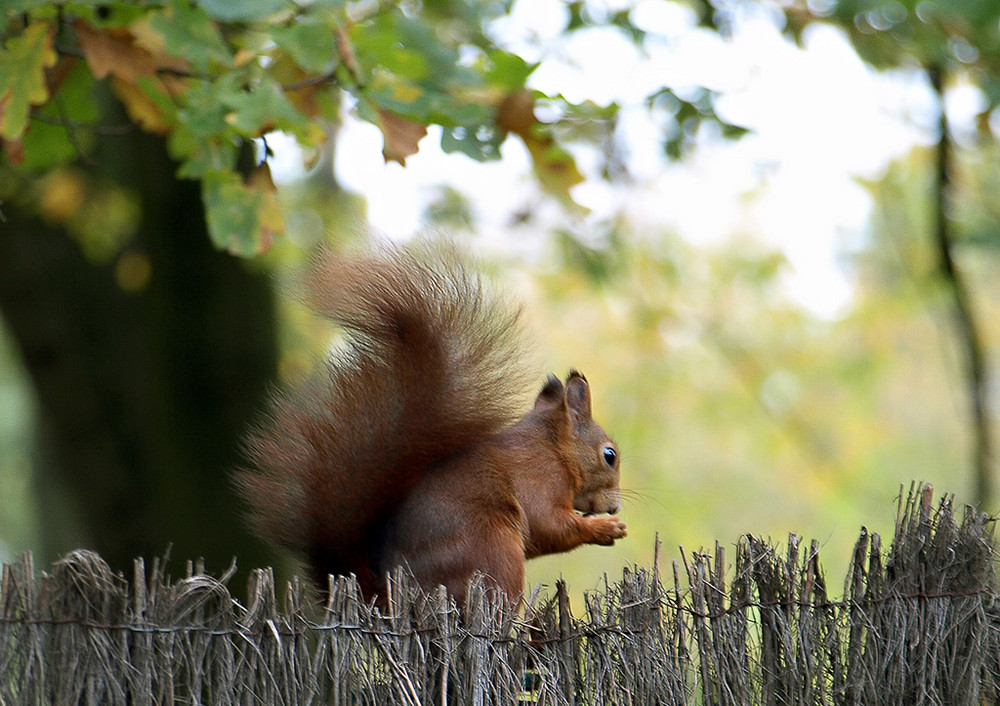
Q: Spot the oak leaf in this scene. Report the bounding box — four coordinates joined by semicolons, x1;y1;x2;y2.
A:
0;21;57;141
76;20;188;85
335;25;359;78
113;77;172;135
75;21;188;136
202;167;284;256
377;107;427;165
496;89;536;137
497;89;586;211
76;21;158;82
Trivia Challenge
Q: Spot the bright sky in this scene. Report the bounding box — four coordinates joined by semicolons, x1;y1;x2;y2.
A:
269;0;950;318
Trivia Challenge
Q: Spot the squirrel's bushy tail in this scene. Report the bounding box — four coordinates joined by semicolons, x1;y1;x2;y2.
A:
237;244;533;592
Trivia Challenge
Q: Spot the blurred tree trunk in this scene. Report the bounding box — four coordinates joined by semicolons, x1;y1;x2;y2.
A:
929;65;994;508
0;128;280;584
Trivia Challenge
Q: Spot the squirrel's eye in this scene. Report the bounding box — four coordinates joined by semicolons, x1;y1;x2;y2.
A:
602;446;617;467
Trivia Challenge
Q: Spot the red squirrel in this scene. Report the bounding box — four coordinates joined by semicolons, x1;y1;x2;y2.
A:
237;245;626;605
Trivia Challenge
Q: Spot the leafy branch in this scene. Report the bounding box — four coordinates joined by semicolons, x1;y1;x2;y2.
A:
2;0;747;257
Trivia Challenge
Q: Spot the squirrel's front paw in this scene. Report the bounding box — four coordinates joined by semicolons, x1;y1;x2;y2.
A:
588;515;627;545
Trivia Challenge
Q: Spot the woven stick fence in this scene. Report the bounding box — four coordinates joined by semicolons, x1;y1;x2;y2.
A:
1;483;997;705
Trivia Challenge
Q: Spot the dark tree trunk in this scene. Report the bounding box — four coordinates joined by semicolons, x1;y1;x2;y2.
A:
0;128;280;584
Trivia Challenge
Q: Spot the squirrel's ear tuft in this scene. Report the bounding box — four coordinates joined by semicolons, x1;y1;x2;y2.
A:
534;374;564;409
564;371;592;420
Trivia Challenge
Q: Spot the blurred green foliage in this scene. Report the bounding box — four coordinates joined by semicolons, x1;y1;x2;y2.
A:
250;137;998;595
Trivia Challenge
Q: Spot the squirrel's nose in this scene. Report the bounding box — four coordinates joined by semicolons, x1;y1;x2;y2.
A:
597;498;620;515
575;493;620;515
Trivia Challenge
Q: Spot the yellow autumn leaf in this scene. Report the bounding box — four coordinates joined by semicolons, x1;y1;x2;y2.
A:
247;163;284;252
112;77;172;135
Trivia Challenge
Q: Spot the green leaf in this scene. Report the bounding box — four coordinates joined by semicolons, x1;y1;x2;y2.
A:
366;72;491;127
85;3;152;28
0;0;51;13
0;0;49;31
15;122;77;169
196;0;289;22
149;1;233;69
18;60;100;170
201;170;263;256
441;124;503;161
352;11;459;82
566;1;586;31
273;17;339;74
171;130;238;178
348;8;498;132
0;20;57;141
222;78;305;137
721;123;750;140
177;81;231;137
481;49;537;92
169;77;240;176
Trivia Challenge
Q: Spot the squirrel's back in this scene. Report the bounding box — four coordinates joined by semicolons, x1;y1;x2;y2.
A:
237;245;533;594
